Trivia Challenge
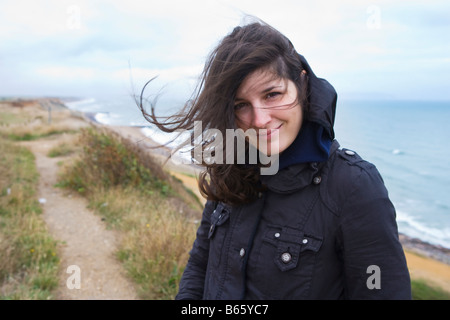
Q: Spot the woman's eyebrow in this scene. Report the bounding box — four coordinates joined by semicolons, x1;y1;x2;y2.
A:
261;85;283;94
235;85;283;102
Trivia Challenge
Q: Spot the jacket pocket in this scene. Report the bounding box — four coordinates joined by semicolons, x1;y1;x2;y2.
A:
256;225;323;298
264;226;322;272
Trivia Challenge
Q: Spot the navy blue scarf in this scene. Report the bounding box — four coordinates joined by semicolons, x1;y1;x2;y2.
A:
278;120;332;171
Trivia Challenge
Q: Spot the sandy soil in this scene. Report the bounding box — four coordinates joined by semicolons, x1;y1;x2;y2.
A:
4;99;449;298
404;250;450;292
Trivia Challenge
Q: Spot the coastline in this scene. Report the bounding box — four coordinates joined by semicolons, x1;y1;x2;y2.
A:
85;107;450;262
399;234;450;265
2;97;449;295
77;103;450;294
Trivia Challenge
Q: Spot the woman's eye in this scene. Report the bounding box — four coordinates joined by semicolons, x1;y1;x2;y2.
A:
266;92;281;99
234;103;248;111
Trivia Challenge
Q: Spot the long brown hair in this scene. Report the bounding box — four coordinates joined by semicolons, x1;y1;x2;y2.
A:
138;19;309;206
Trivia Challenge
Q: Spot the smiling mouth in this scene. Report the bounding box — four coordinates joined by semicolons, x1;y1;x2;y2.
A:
259;123;282;139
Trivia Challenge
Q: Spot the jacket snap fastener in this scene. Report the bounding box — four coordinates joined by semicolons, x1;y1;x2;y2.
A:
345;150;355;156
302;238;308;244
313;176;322;184
239;248;245;257
274;232;280;238
281;252;292;263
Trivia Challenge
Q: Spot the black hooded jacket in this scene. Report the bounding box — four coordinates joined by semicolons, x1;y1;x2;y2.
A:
176;55;411;300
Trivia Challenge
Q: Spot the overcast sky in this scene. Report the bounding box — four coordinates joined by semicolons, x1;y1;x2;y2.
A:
1;0;449;101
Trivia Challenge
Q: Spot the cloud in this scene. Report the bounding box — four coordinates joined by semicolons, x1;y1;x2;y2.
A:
35;66;95;80
0;0;449;100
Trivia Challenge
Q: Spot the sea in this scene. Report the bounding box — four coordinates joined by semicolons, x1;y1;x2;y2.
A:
64;95;450;249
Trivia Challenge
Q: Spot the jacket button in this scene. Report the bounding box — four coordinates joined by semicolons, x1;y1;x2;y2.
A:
240;248;246;257
345;150;355;156
313;176;322;184
281;252;292;263
302;238;308;244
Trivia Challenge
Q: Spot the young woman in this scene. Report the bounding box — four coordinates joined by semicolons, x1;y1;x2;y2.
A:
139;20;411;299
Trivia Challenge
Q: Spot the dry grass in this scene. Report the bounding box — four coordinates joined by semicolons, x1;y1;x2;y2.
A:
0;137;59;299
89;187;198;299
0;101;86;141
58;126;202;299
1;122;78;141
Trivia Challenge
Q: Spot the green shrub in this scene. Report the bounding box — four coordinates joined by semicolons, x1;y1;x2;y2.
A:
60;127;172;196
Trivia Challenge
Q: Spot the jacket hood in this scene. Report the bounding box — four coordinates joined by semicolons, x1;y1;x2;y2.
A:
298;53;337;140
276;54;337;171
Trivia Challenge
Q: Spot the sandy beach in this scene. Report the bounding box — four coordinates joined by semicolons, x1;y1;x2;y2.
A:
2;97;449;297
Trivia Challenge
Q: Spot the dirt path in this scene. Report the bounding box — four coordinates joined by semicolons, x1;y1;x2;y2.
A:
22;136;138;300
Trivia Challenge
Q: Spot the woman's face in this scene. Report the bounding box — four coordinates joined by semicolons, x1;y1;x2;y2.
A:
234;68;303;155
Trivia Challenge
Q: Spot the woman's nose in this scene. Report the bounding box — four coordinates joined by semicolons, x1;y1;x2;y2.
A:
250;103;272;128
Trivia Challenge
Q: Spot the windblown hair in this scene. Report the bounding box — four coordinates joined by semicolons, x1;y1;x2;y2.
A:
138;19;309;206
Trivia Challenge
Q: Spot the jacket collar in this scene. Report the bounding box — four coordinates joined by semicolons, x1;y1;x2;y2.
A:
278;120;332;171
260;140;340;193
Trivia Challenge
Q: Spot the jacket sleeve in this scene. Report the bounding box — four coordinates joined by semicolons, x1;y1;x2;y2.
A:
175;200;216;300
337;163;412;300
